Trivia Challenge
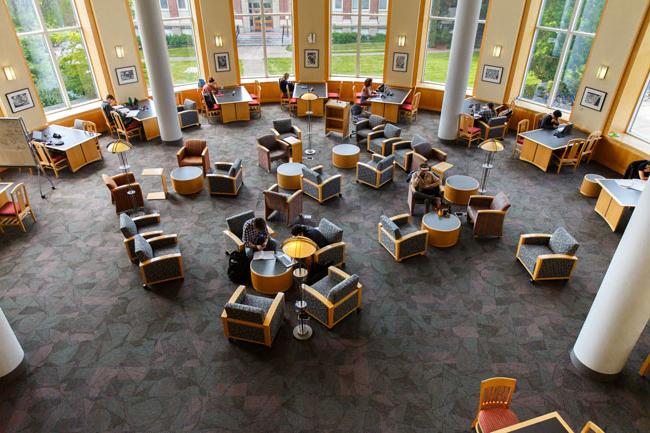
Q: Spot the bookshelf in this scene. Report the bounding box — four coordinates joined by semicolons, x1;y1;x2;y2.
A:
325;100;350;137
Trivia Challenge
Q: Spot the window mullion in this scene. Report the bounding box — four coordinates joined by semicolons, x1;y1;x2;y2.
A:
549;0;582;108
261;8;268;78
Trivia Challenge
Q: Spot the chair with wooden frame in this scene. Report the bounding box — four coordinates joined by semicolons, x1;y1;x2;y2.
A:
250;80;260;100
377;214;428;262
351;83;361;104
515;227;579;282
552;138;585;174
176;139;210;175
532;112;545;129
399;91;421;123
580;421;605;433
513;119;529;157
0;183;36;233
207;159;243;196
203;93;221;123
221;286;285;347
328;81;342;99
119;212;162;263
458;113;482;148
303;266;362;329
640;354;650;377
133;233;184;289
100;106;117;138
111;111;142;142
249;82;262;117
471;377;519;433
257;134;290;173
264;184;303;226
32;141;69;178
579;130;602;164
300;165;342;204
101;172;145;214
312;218;346;268
467;192;511;238
223;210;276;254
74;119;103;159
356;154;395;189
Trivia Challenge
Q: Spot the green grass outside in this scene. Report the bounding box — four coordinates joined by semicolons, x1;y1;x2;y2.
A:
139;51;198;87
422;50;479;87
331;42;386;53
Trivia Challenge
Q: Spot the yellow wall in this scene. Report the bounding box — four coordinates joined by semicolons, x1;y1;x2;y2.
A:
507;0;542;105
384;0;423;88
198;0;239;86
295;0;327;82
473;0;526;103
0;2;47;131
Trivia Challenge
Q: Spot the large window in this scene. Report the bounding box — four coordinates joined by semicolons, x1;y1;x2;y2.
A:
331;0;388;78
8;0;99;113
520;0;605;111
233;0;293;79
422;0;488;88
628;73;650;142
129;0;201;87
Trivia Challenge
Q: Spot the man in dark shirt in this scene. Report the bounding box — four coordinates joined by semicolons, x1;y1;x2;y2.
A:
290;224;328;248
479;102;497;123
101;94;134;127
279;73;294;98
540;110;562;129
242;217;276;257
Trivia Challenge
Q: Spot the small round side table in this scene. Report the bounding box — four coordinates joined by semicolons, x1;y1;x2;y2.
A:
277;162;307;190
580;174;605;198
444;175;480;205
332;144;360;168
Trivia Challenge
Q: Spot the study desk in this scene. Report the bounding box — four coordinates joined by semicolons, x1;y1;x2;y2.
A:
518;128;588;172
129;99;159;141
368;87;411;123
492;411;574;433
293;82;328;117
462;98;489;117
216;86;253;123
594;179;644;231
40;125;101;173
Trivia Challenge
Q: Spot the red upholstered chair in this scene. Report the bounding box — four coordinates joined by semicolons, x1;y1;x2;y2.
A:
399;91;420;123
328;81;342;99
471;377;519;433
0;183;36;232
458;113;482;148
513;119;529;157
177;139;210;175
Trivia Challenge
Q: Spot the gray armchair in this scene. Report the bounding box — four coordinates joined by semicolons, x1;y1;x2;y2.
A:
313;218;346;268
515;227;579;282
411;140;448;173
177;99;200;129
378;214;428;262
207;159;243;196
221;286;285;347
120;213;162;262
478;116;508;140
356;154;394;189
467;192;511;238
391;134;430;172
367;123;402;156
223;210;276;254
304;266;362;329
257;134;290;173
301;165;342;204
264;184;303;226
271;118;302;141
134;234;184;289
354;114;385;144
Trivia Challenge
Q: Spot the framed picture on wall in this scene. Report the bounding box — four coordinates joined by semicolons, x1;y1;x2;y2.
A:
5;88;35;113
215;53;230;72
481;65;503;84
304;49;319;68
580;87;607;112
115;66;138;85
392;52;408;72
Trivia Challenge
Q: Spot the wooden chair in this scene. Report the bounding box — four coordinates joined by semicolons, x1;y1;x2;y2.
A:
250;80;260;100
640;353;650;377
33;141;68;178
249;82;262;117
399;91;421;123
532;112;545;129
351;83;361;104
100;106;117;138
0;183;36;232
458;113;482;148
328;81;342;99
513;119;529;157
580;130;602;164
74;119;103;159
552;139;586;174
111;111;142;142
280;78;291;110
471;377;519;433
580;421;605;433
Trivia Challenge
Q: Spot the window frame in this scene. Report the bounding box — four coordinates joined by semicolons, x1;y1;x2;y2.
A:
627;72;650;143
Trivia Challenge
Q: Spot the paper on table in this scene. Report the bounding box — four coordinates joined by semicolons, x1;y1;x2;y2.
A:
253;251;275;261
630;179;646;192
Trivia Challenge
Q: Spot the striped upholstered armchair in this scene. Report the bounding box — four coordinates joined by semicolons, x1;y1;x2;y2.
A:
221;286;285;347
304;266;362;329
119;213;163;262
356;154;394;189
378;214;428;262
133;234;184;289
313;219;346;268
367;123;402;156
515;227;579;282
300;165;342;204
207;159;243;196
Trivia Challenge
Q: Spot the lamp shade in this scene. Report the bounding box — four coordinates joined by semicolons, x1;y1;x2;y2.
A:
0;308;24;378
282;236;317;259
479;139;504;152
106;139;133;154
300;92;318;101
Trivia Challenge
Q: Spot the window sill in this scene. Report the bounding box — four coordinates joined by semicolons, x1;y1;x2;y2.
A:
46;100;102;122
240;77;286;84
514;98;572;116
608;132;650;156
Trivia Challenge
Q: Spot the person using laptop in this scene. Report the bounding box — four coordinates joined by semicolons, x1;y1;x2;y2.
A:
241;217;277;258
360;78;377;106
202;77;219;96
479;102;497;123
101;94;136;129
540;110;562;130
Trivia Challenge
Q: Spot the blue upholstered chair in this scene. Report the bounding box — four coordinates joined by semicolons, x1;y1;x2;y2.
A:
301;165;342;204
477;115;508;140
303;266;362;329
177;99;200;129
313;218;346;268
378;214;428;262
354;114;385;144
221;286;285;347
207;159;243;196
119;213;163;263
271;118;302;141
367;123;402;156
515;227;579;282
133;234;184;289
356;154;394;189
223;210;276;254
391;134;431;172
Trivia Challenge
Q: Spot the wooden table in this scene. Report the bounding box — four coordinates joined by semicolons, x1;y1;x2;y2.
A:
431;161;454;180
367;86;411;123
579;173;605;197
250;256;294;294
293;83;327;117
518;128;588;172
492;411;574;433
277;162;306;190
130;99;159;141
170;166;203;195
594;179;644;231
141;168;168;200
421;212;461;247
332;144;360;169
40;125;101;173
281;136;302;163
444;175;479;205
216;86;253;123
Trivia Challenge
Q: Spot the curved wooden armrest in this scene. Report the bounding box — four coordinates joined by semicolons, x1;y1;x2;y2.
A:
287;190;302;202
476;209;507;215
314;242;345;259
225;285;247;306
469;195;494;201
223;230;244;248
292;125;302;136
267;226;276;237
135;230;164;239
392;140;412;151
140;252;182;267
263;292;285;326
383;137;402;145
371;124;385;131
398;229;428;243
270;128;280;137
537;254;578;261
113;182;142;193
256;144;271;153
303;285;332;308
327;265;351;280
214;161;233;171
370;153;383;163
321;174;342;185
519;233;551;244
379;165;393;174
176;148;186;158
267;183;279;192
312;165;324;173
201;147;208;156
356;161;376;172
147;234;178;248
390;213;411;224
367;131;383;140
132;213;161;224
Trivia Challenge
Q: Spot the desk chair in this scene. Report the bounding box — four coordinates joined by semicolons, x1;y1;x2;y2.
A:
399;91;421;123
532;112;545;129
250;80;260;100
580;131;602;164
580;421;605;433
552;138;585;174
74;119;103;159
471;377;519;433
100;106;117;138
33;141;68;178
513;119;529;157
351;83;361;104
458;113;482;148
328;81;342;99
249;82;262;117
203;93;221;123
111;111;142;143
0;183;36;232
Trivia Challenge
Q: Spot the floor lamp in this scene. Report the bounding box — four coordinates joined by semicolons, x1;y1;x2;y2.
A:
106;139;139;215
282;236;318;340
300;92;318;159
478;139;504;194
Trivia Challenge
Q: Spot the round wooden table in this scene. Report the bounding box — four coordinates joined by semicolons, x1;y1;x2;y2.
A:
277;162;306;190
580;173;605;197
421;212;461;248
444;175;479;205
250;257;294;294
170;166;203;195
332;144;360;169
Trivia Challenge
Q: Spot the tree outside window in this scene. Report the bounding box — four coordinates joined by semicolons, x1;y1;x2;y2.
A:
628;74;650;143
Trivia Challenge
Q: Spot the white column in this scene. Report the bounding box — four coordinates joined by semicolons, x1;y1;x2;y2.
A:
437;0;481;142
0;308;24;379
134;0;183;145
571;185;650;380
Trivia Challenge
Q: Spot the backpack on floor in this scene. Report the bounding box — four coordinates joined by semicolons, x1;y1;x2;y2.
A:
227;250;249;284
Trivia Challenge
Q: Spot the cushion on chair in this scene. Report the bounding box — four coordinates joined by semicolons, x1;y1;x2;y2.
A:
383;123;401;138
469;126;481;133
518;244;551;273
376;155;394;171
183;99;197;110
380;215;401;239
273;118;293;134
185;140;205;155
224;302;266;324
119;213;138;238
549;227;579;256
369;114;384;128
412;141;430;157
133;234;153;262
327;92;339;98
400;104;413;111
244;293;273;312
0;202;20;216
269;149;288;159
327;274;359;303
318;218;343;244
411;134;428;148
477;408;520;433
227;210;255;238
302;167;322;184
228;158;242;177
51;154;67;163
490;192;511;212
102;174;118;191
180;156;203;165
248;100;260;106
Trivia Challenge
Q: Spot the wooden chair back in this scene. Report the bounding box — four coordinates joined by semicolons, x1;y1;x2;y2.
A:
533;112;545;129
581;130;602;162
563;138;586;161
336;81;343;95
411;92;421;111
32;141;51;165
111;111;127;134
580;421;605;433
459;114;475;134
255;82;262;103
10;182;30;214
351;83;358;100
516;119;529;136
81;120;97;133
477;377;517;411
513;119;529;156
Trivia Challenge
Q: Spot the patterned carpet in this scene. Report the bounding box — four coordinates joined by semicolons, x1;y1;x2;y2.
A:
0;105;648;433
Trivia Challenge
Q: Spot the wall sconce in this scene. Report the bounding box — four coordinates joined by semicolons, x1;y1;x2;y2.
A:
307;32;316;44
115;45;125;59
3;66;16;81
215;35;223;47
492;44;502;58
397;34;406;47
596;65;609;80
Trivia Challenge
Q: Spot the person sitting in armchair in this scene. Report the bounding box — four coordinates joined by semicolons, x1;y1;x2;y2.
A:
241;217;276;258
408;163;442;212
